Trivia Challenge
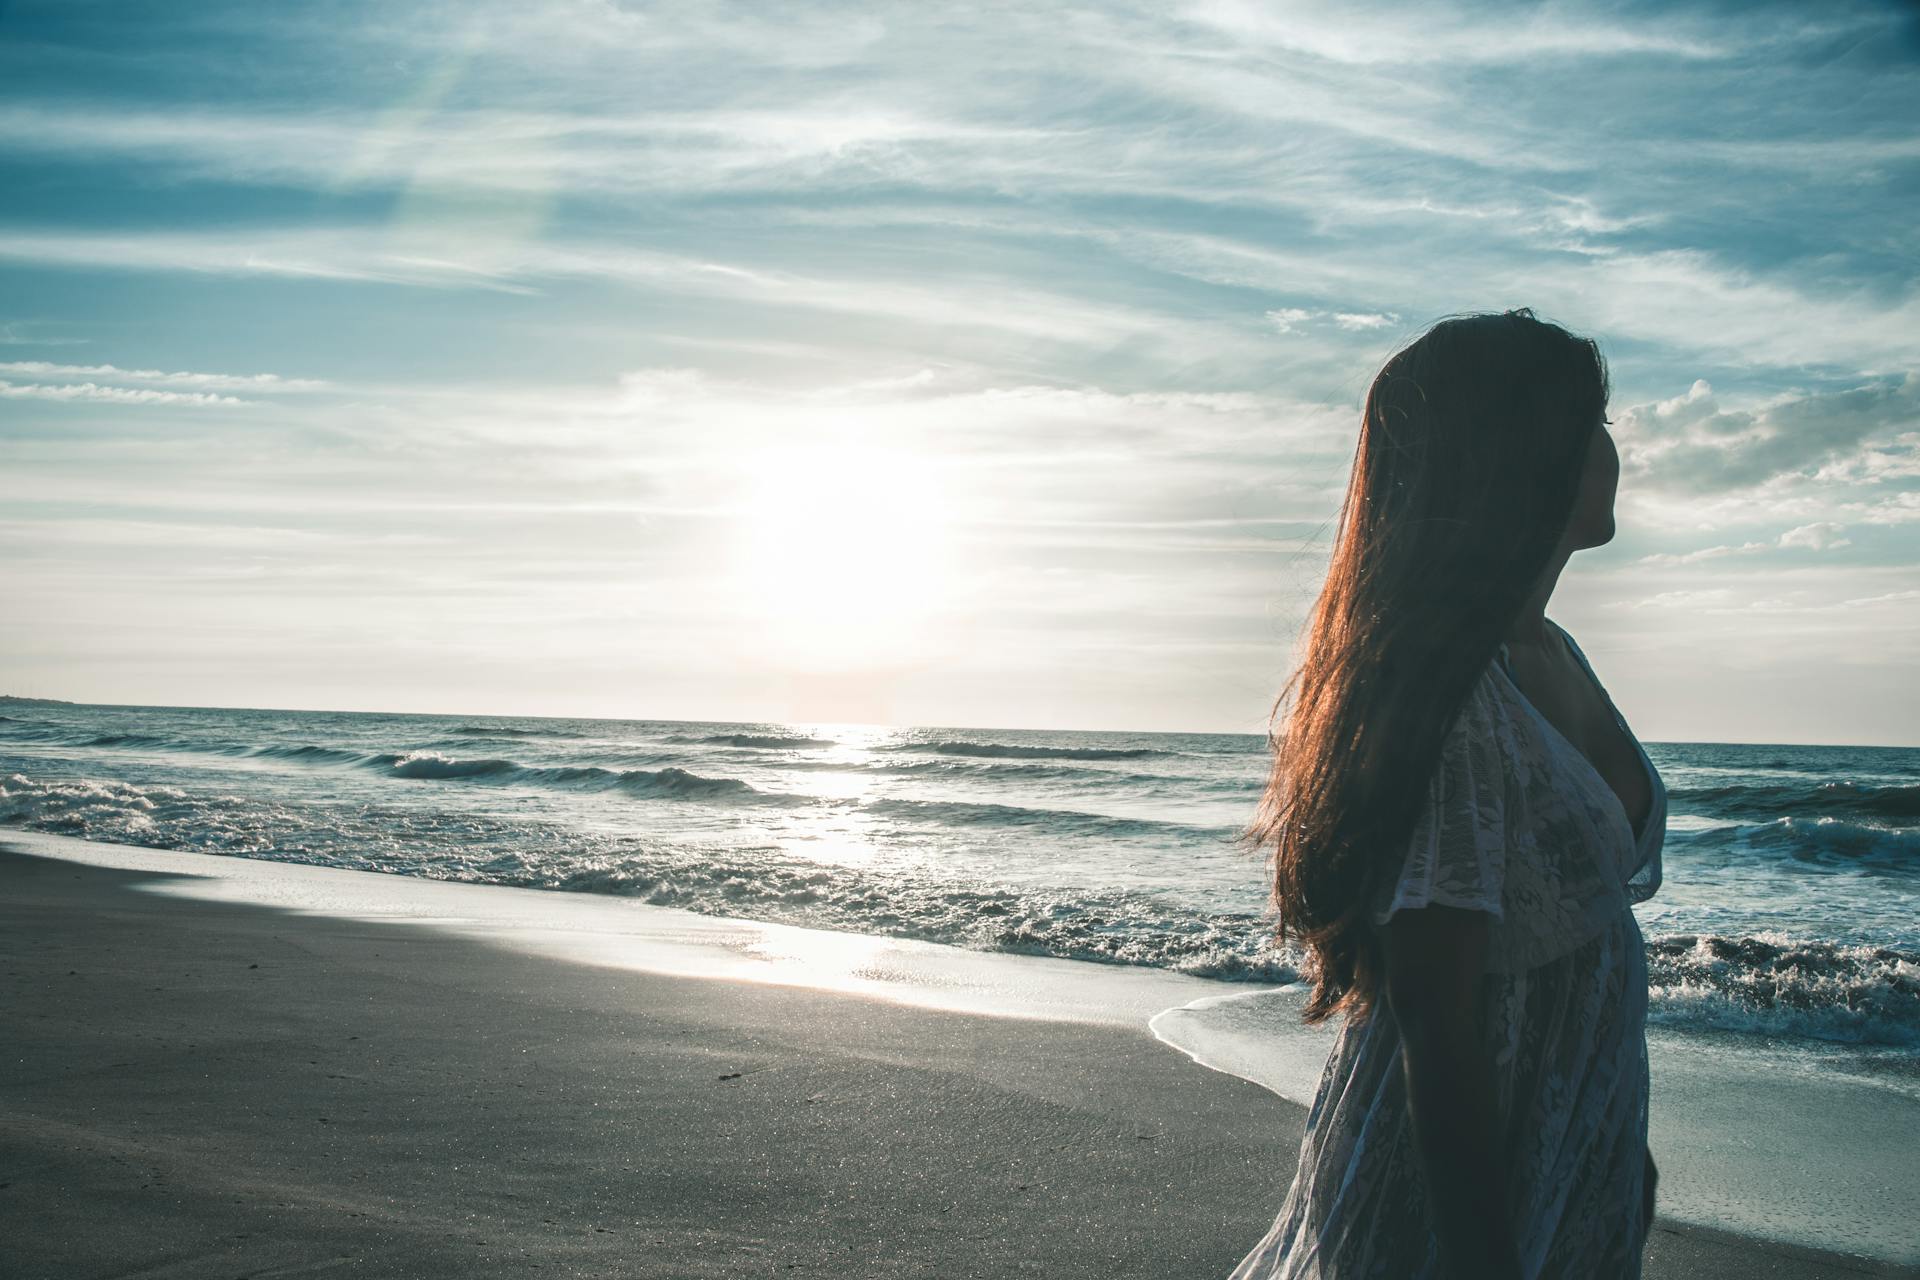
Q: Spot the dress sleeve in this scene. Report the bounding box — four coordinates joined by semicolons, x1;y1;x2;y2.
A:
1372;664;1511;925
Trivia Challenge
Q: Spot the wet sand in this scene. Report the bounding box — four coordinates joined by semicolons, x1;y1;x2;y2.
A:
2;843;1909;1278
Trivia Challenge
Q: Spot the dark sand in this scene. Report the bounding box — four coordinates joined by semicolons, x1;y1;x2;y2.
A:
2;845;1910;1279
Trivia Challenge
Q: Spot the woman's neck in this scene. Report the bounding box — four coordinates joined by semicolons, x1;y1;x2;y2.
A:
1505;545;1573;649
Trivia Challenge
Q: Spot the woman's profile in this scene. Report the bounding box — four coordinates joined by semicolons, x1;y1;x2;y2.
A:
1231;309;1666;1279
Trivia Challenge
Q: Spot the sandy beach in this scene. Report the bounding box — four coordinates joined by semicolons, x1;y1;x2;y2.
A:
2;838;1910;1279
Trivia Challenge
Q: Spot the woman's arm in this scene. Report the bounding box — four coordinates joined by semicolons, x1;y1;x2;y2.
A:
1384;904;1526;1280
1643;1149;1658;1231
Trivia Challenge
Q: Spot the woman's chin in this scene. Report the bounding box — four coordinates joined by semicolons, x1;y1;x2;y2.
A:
1574;516;1616;551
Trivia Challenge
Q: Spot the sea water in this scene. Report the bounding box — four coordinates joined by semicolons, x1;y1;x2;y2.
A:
2;700;1915;1052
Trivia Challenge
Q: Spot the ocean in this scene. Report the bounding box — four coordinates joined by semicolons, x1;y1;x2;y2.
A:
2;699;1916;1053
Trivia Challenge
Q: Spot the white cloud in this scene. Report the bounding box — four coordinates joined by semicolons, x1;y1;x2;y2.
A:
1847;491;1920;525
1617;374;1920;496
1624;587;1738;610
0;379;252;407
1843;588;1920;608
1777;522;1852;551
1265;307;1313;334
1634;522;1857;564
0;361;327;392
1263;306;1401;337
1635;540;1773;566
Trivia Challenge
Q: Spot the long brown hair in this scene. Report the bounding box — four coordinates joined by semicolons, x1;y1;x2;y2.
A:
1242;308;1610;1025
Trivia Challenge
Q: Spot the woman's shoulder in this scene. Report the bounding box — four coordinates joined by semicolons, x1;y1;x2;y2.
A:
1448;648;1534;773
1373;651;1637;970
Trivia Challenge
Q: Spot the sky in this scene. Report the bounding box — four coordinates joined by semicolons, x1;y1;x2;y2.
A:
0;1;1916;744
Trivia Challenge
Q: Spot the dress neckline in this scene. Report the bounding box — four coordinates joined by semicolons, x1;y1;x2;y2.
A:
1493;621;1658;848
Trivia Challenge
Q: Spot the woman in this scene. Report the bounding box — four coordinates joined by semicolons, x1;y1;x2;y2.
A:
1230;310;1666;1279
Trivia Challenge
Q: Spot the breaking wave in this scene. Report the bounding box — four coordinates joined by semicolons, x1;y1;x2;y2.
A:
687;733;832;750
1647;932;1920;1046
0;769;1297;983
82;732;178;750
863;796;1238;842
448;725;587;739
1683;815;1920;871
359;753;776;801
1673;780;1920;826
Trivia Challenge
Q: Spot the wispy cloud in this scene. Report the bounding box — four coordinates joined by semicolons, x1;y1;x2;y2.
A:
0;379;253;406
0;321;91;346
1634;522;1856;565
1179;0;1737;66
1266;307;1403;336
1777;521;1854;551
1635;541;1776;566
0;229;1219;356
0;361;327;392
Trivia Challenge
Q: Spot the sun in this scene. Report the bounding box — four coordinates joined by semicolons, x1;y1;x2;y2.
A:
730;443;957;671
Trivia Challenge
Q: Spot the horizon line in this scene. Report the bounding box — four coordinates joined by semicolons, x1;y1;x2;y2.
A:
2;694;1912;753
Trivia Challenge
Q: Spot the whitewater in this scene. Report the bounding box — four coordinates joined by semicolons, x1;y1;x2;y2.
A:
2;700;1916;1052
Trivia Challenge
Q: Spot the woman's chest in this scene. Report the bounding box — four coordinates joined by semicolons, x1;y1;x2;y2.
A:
1501;651;1652;843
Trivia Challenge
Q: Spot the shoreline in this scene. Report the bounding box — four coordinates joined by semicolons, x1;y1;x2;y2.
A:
2;835;1913;1277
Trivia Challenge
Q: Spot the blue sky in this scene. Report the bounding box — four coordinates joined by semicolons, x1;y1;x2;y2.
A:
1;0;1916;743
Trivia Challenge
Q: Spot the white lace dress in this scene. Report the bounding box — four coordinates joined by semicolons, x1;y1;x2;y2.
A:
1229;622;1667;1279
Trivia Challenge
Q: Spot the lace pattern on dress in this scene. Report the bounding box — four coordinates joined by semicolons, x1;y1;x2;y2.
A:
1370;629;1666;974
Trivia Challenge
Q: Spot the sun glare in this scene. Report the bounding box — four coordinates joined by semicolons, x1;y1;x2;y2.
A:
731;444;957;670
